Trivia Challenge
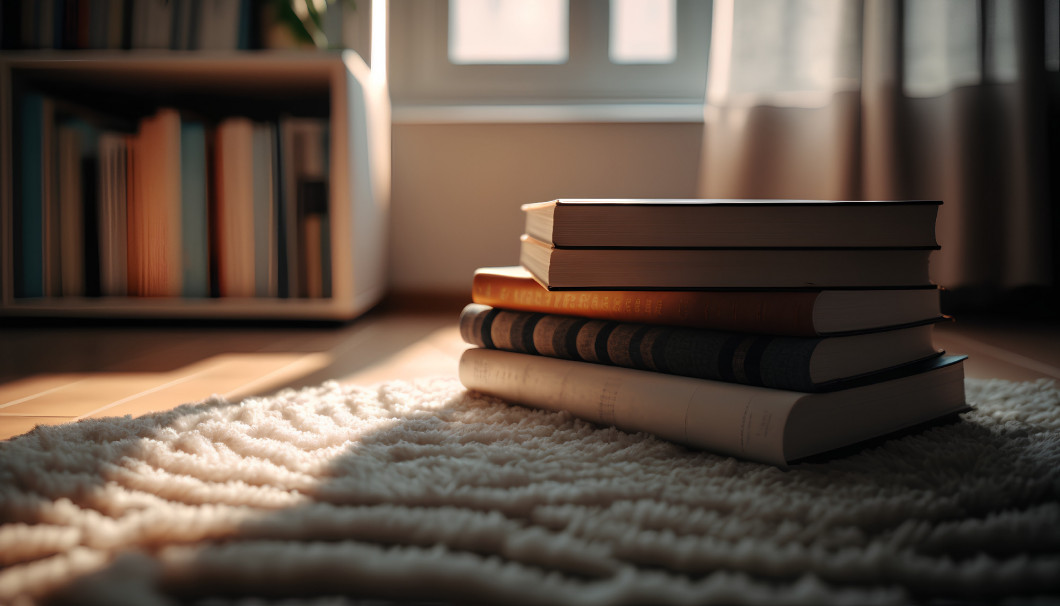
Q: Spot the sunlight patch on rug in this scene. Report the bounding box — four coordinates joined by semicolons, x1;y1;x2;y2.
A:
1;377;1058;605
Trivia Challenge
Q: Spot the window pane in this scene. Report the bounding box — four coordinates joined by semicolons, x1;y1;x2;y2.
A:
610;0;676;64
449;0;568;64
904;0;981;97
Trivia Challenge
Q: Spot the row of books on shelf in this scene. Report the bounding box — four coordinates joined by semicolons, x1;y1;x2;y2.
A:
457;198;969;467
1;0;253;51
14;92;332;300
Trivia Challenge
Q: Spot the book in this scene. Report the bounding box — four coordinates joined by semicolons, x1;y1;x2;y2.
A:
54;117;103;297
521;235;934;290
196;0;244;50
280;116;329;298
127;108;182;297
458;348;969;466
131;0;172;49
459;303;941;392
98;132;128;296
57;122;84;296
522;199;941;249
180;118;209;298
471;266;942;336
16;92;45;298
42;95;60;297
252;121;278;298
215;116;256;298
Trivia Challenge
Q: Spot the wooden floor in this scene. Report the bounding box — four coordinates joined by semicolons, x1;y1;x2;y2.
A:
2;299;1059;441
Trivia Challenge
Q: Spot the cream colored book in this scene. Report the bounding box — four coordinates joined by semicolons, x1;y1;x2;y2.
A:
459;348;968;466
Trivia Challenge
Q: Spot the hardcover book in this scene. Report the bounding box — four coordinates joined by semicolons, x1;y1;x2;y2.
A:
459;348;969;466
459;303;942;392
520;235;935;290
180;118;210;298
216;116;256;298
522;198;941;249
472;266;942;336
128;108;183;297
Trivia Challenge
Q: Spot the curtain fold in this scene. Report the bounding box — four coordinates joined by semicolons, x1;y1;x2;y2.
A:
698;0;1056;292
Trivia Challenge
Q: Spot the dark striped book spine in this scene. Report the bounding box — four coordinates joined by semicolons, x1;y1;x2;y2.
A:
460;303;822;392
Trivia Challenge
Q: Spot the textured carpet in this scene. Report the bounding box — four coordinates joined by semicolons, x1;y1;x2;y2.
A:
1;376;1058;606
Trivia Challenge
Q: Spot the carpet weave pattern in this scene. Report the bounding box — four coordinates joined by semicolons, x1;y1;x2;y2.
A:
1;377;1058;605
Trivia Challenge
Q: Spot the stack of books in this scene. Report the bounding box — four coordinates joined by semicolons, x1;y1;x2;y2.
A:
458;199;969;466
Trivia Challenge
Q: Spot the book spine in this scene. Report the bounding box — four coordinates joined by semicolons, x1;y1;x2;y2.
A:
58;124;84;296
181;120;209;298
459;347;795;466
460;304;823;391
472;271;821;336
16;92;44;298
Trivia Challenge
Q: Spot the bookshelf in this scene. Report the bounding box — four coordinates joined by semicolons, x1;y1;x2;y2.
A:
0;50;390;321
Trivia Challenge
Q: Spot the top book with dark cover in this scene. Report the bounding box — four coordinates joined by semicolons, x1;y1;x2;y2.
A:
522;199;941;249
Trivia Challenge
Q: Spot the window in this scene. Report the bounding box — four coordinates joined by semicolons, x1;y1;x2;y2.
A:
449;0;569;64
610;0;677;64
388;0;712;112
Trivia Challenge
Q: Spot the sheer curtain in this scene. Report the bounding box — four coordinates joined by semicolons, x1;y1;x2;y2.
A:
698;0;1058;295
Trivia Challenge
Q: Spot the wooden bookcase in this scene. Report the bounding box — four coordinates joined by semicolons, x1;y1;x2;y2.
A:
0;50;390;321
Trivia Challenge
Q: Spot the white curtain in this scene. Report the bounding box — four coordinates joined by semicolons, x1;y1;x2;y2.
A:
698;0;1058;292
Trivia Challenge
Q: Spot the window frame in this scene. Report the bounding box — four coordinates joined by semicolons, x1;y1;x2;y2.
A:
387;0;712;109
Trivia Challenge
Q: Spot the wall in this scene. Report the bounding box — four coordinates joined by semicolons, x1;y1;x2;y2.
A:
389;121;704;294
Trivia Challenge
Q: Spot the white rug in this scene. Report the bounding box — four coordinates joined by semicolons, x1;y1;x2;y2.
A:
1;376;1058;606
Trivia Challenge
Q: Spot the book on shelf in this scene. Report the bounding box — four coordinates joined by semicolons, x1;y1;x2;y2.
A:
459;303;942;393
42;94;59;298
58;121;90;297
131;0;175;50
127;108;183;297
15;91;46;299
57;117;103;296
4;0;252;51
180;118;210;298
471;266;942;336
17;94;115;298
98;131;128;297
280;116;331;299
520;235;935;291
522;199;941;249
252;121;279;298
459;348;969;467
216;116;256;298
11;85;334;302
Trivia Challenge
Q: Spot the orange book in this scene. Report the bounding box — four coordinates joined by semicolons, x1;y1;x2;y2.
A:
127;109;182;297
471;266;942;337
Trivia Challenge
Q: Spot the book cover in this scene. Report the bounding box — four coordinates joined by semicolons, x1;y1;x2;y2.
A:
459;348;968;466
459;303;942;392
472;266;942;336
523;198;941;249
